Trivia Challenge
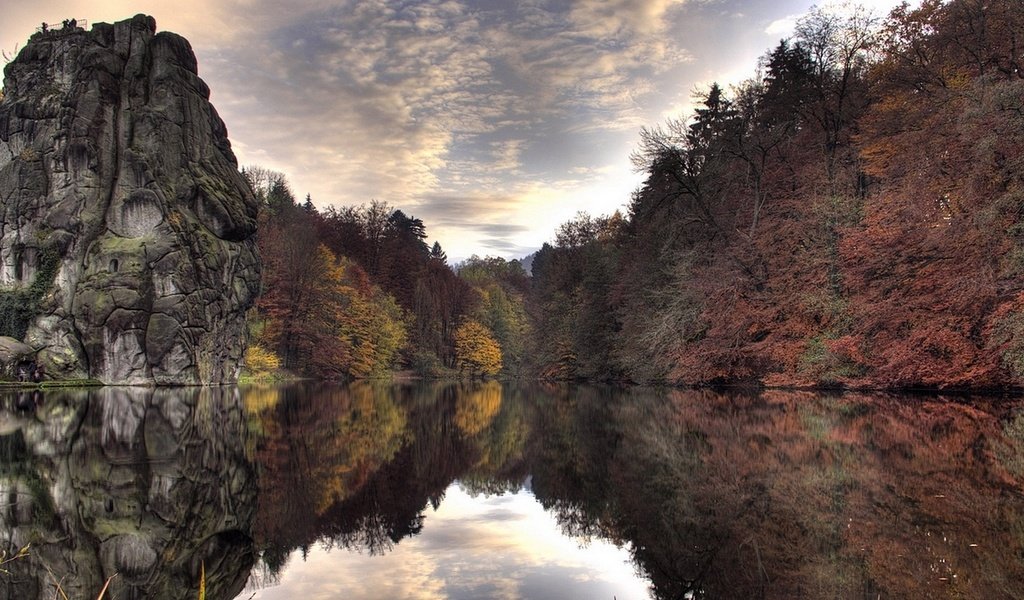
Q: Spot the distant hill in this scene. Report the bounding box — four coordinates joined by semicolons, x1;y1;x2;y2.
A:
516;251;536;276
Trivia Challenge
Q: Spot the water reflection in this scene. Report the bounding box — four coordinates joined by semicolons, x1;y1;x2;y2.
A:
0;387;257;600
2;383;1023;599
248;382;521;565
243;383;1024;599
534;388;1024;599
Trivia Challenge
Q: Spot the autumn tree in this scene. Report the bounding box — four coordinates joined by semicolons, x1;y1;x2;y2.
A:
839;0;1024;387
334;257;409;378
459;256;531;376
251;174;412;378
258;240;352;376
528;1;1023;388
454;320;502;377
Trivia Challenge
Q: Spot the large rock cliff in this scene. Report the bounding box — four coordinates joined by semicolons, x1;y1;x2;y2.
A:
0;15;260;384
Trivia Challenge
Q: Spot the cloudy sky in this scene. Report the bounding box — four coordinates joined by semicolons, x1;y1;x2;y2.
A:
1;0;910;261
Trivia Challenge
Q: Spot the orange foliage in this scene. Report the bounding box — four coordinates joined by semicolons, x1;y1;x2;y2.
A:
533;0;1024;390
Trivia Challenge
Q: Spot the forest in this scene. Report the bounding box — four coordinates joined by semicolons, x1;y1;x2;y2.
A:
245;170;526;380
247;0;1024;390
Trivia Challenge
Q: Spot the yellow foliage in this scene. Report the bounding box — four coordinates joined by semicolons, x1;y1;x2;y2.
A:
455;381;502;435
334;256;409;378
313;382;409;513
243;343;281;376
243;387;281;414
455;320;502;376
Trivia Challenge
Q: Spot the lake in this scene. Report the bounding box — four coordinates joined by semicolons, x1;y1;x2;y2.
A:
0;382;1023;599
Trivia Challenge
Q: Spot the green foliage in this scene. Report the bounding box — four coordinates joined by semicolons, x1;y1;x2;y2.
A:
0;246;60;340
409;349;448;377
459;256;530;376
615;251;705;383
797;335;863;385
529;226;625;381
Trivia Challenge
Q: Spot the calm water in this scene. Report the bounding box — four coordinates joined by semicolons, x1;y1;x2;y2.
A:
1;383;1023;599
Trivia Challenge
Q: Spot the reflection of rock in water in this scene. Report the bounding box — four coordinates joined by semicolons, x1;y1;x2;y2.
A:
0;387;256;599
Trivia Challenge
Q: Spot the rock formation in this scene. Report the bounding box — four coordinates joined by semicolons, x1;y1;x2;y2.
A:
0;15;260;384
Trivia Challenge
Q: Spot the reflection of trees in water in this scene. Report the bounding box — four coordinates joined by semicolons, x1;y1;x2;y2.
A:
249;380;531;568
250;381;410;558
0;387;257;600
529;388;1024;600
246;382;1024;599
528;386;623;542
454;380;502;435
459;383;530;497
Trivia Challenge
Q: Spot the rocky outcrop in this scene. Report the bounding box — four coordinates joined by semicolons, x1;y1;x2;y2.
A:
0;336;35;379
0;15;260;384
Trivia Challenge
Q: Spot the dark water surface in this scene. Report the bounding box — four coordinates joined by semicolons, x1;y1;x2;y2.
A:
1;383;1023;599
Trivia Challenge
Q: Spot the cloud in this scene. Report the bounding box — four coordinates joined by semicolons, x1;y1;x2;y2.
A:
195;0;694;220
2;0;883;259
764;13;801;36
567;0;687;38
416;192;524;223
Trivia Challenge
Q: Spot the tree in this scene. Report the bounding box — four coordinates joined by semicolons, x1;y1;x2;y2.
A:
839;0;1024;388
430;242;447;264
258;240;352;376
334;257;409;378
792;3;878;185
413;260;476;369
241;165;287;204
454;320;502;377
459;256;531;376
630;85;740;241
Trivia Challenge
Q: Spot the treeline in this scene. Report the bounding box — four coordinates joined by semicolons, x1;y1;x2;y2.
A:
529;0;1024;389
245;168;531;379
248;0;1023;389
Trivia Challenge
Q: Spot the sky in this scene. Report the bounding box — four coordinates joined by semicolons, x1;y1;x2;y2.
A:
0;0;912;262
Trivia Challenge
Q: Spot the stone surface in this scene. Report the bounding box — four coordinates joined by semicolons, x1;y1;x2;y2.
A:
0;16;260;384
0;335;35;379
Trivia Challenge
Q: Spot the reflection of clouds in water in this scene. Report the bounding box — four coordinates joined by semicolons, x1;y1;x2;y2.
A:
255;548;446;599
469;508;523;523
244;485;650;600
